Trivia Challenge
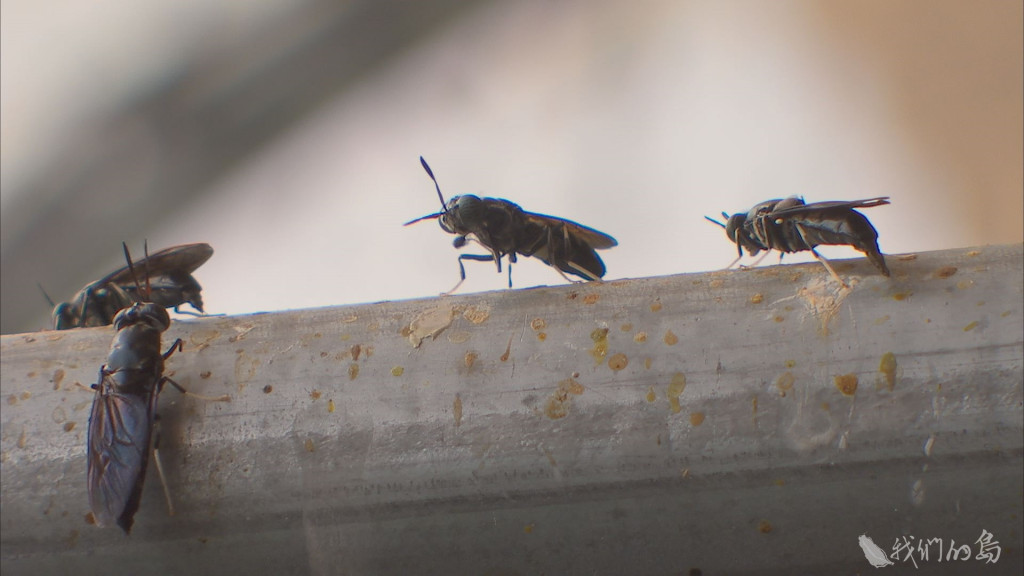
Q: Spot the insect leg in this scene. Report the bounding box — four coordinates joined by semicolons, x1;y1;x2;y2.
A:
795;223;849;287
150;413;176;517
444;254;496;295
162;338;184;360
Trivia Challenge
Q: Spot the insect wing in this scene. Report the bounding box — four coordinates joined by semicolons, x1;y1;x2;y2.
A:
102;243;214;287
87;373;155;532
768;197;890;219
522;212;618;249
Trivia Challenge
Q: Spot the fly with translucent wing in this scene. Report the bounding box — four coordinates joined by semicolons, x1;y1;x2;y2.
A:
405;157;618;294
87;243;228;533
53;243;213;330
706;196;890;286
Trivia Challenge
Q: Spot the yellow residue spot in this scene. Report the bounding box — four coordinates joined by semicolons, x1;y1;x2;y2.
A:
408;305;454;347
689;412;705;426
348;363;360;380
530;318;547;331
773;316;785;323
634;331;647;343
310;390;322;400
963;321;978;332
750;293;764;304
21;391;31;401
524;523;535;534
650;300;662;312
304;438;315;453
709;279;723;289
879;352;897;391
834;373;858;396
608;353;628;372
667;372;687;414
874;315;890;325
966;250;980;257
590;328;609;365
1002;310;1013;317
7;395;17;406
63;422;76;432
463;352;478;369
758;520;773;534
935;266;957;279
784;360;796;368
463;305;491;324
544;378;585;419
350;344;362;361
53;369;65;391
454;394;463;427
956;280;974;290
583;293;600;305
646;386;656;403
892;292;912;301
663;330;678;346
644;358;652;370
391;366;404;377
773;479;785;487
537;332;547;342
775;372;795;397
327;399;336;413
620;323;633;332
342;315;359;323
17;427;27;449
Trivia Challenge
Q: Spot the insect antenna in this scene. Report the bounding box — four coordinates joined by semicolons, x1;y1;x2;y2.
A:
403;156;449;226
37;283;57;308
704;215;727;229
121;243;144;303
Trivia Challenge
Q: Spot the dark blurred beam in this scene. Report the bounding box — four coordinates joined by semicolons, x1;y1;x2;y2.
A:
1;0;489;334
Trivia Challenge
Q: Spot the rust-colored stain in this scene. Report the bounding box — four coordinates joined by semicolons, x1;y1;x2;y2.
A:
53;369;65;391
834;373;858;396
84;512;96;526
583;293;600;305
775;372;795;397
348;363;360;380
646;386;656;403
464;351;478;369
650;300;663;312
749;293;764;304
463;305;491;324
18;427;27;449
391;366;404;377
590;328;609;365
63;422;76;432
667;372;687;414
620;323;633;332
892;292;912;301
709;278;724;289
537;332;547;342
634;331;647;343
758;520;773;534
310;390;322;400
773;316;785;323
689;412;705;426
935;266;958;279
879;352;897;391
963;321;979;332
350;344;362;361
200;371;212;379
644;358;652;370
234;351;259;393
531;318;547;331
328;399;336;413
454;394;463;427
262;385;273;394
7;395;17;406
501;335;513;362
567;291;578;300
304;439;315;453
544;378;585;419
21;391;31;401
26;372;36;378
608;353;628;372
663;330;678;346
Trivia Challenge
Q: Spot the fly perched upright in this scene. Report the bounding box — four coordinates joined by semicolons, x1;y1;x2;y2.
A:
405;157;617;293
87;243;228;533
705;197;890;286
53;243;213;330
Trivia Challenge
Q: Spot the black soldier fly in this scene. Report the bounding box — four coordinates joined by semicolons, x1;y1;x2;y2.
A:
405;157;617;293
705;197;890;286
87;243;227;533
53;243;213;330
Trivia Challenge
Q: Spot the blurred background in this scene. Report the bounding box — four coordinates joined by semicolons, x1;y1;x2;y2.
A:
2;0;1021;334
